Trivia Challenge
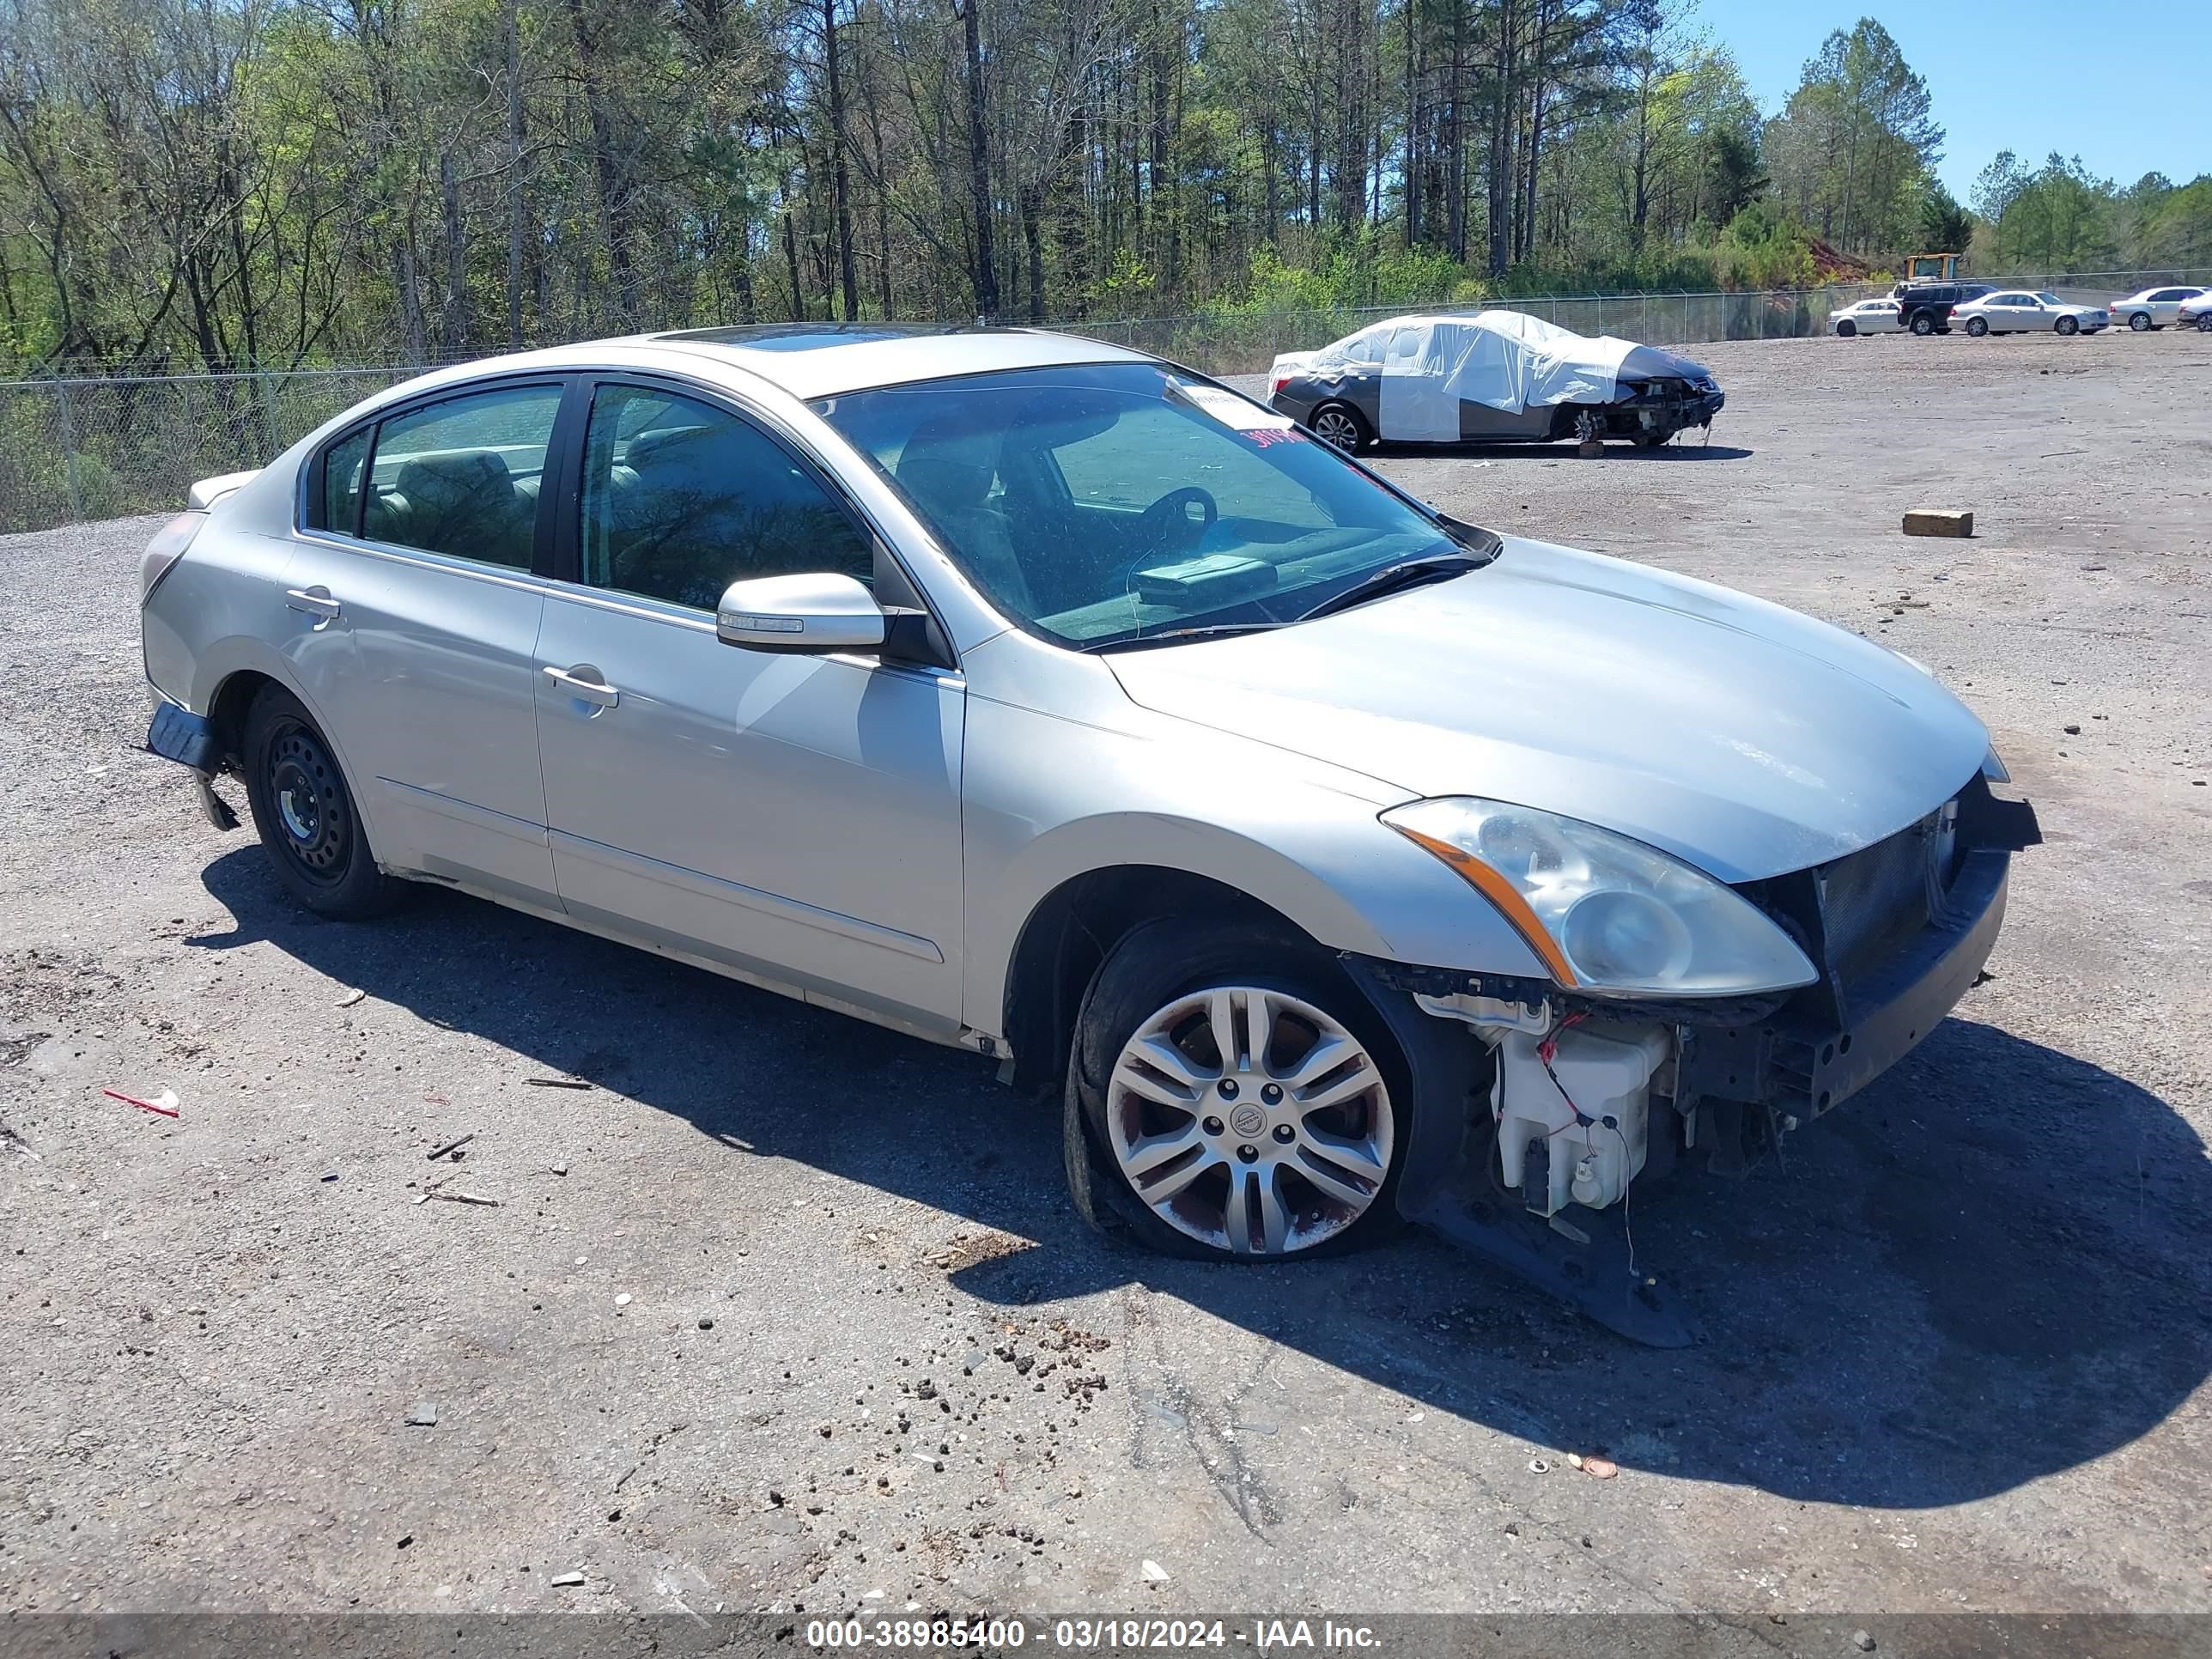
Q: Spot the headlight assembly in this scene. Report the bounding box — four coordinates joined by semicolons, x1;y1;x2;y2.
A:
1382;797;1819;997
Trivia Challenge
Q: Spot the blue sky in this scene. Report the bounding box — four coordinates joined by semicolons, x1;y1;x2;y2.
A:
1696;2;2210;199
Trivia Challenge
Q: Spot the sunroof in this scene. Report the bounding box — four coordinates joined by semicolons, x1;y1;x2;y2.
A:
654;323;970;352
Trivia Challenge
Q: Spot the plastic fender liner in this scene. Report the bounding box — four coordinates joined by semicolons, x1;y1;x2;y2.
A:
1335;954;1486;1220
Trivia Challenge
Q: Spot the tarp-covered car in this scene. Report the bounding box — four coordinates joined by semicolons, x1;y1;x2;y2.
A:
1267;309;1723;453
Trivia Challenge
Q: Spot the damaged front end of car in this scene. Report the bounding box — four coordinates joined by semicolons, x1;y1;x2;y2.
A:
1348;765;2039;1347
1604;371;1725;445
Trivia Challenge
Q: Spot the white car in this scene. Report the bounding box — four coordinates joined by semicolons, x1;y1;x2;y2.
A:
1952;290;2110;337
2178;291;2212;331
2111;285;2206;331
1830;297;1903;337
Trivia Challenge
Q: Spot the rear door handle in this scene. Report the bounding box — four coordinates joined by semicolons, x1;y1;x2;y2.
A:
544;664;619;708
285;586;342;621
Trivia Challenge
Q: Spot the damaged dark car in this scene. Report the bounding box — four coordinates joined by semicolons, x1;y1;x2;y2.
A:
1268;308;1724;453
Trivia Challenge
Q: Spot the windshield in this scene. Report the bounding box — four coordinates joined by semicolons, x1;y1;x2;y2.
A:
814;362;1481;649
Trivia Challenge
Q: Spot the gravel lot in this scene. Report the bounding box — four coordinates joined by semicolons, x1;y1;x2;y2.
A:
3;329;2210;1625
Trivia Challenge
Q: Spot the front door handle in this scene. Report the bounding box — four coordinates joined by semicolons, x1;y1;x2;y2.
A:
544;664;619;708
285;586;342;622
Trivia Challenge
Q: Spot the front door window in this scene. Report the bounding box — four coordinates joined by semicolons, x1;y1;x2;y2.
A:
579;386;874;611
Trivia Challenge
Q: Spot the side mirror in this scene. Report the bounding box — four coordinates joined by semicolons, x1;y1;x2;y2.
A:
715;573;886;653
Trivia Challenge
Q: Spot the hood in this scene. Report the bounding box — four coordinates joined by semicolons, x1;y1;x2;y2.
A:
1620;345;1715;383
1107;538;1990;884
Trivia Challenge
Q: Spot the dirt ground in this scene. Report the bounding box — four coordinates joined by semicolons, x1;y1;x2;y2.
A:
3;328;2210;1626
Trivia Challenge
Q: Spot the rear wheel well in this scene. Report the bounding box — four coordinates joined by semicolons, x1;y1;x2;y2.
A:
207;671;280;773
1001;867;1316;1093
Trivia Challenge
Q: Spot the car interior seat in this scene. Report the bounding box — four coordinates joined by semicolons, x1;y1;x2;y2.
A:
387;449;536;566
895;416;1033;616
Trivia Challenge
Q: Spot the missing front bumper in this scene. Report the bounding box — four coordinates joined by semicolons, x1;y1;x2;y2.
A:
1350;785;2031;1346
1680;847;2010;1126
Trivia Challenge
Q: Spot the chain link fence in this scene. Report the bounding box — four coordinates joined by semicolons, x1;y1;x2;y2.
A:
5;269;2206;537
1075;283;1891;372
0;366;414;536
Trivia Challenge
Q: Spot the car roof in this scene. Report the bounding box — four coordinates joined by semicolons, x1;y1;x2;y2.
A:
592;323;1153;400
344;324;1158;416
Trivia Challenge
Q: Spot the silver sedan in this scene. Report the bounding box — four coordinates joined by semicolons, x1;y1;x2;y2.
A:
138;325;2036;1340
2110;285;2206;330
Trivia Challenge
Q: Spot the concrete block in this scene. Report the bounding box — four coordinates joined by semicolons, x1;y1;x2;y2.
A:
1903;508;1973;538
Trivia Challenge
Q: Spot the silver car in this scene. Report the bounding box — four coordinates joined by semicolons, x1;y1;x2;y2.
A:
2110;285;2206;330
139;325;2038;1342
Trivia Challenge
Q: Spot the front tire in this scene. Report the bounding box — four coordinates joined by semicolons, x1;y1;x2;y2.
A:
2129;311;2151;331
1064;918;1408;1261
2056;315;2079;336
241;685;403;920
1966;316;1989;337
1309;402;1370;454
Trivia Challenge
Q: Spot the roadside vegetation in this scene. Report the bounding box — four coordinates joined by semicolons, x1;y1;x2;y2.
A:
0;0;2205;376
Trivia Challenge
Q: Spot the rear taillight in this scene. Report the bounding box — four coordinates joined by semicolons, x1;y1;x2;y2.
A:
139;511;206;602
1270;373;1291;396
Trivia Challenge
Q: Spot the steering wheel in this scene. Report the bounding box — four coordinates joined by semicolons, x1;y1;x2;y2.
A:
1133;486;1218;557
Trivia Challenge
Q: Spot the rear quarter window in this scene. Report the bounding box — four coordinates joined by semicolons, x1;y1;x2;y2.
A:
315;428;371;535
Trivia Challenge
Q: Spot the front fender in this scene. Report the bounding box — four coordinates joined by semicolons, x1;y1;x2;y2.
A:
958;687;1550;1040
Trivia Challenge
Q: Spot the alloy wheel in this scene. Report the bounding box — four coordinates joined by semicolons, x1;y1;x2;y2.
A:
1104;985;1395;1257
2130;312;2150;331
1311;407;1362;453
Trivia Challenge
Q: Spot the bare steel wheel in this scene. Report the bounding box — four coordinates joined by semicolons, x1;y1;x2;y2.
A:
241;683;403;920
1309;404;1368;453
1106;985;1394;1255
1064;918;1412;1261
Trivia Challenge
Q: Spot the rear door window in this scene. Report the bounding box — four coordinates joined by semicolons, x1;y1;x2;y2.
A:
365;384;563;569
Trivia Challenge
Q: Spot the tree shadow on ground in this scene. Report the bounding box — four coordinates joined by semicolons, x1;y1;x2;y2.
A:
196;848;2212;1510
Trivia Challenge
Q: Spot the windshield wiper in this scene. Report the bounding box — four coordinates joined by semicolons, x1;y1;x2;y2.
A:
1295;552;1486;623
1079;621;1291;654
